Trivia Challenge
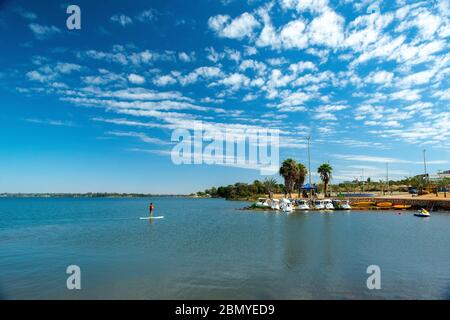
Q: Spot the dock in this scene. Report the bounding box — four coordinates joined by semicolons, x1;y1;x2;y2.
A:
342;197;450;211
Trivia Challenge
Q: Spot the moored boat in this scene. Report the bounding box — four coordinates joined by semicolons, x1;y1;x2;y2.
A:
352;201;375;207
296;199;310;211
323;199;334;210
255;198;271;208
393;204;412;210
376;202;393;208
313;200;325;210
333;200;352;210
281;199;294;213
271;199;280;211
414;208;431;217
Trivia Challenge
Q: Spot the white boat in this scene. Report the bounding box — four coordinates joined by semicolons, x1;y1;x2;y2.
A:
340;200;352;210
332;200;351;210
271;199;280;211
414;208;430;217
296;199;310;211
255;198;271;208
280;199;294;213
323;199;335;210
313;200;325;210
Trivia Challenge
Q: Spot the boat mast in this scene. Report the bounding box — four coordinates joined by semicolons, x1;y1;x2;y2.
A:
386;162;389;194
362;169;365;192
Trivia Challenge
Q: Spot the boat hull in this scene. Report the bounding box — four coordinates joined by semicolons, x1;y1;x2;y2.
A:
376;202;393;208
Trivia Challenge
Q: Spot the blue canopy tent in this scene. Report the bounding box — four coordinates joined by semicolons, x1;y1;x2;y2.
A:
301;183;318;191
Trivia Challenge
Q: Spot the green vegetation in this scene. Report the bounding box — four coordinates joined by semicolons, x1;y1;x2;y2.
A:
201;179;286;200
438;178;450;198
317;163;333;197
279;159;300;198
263;178;278;198
295;163;308;197
197;158;450;200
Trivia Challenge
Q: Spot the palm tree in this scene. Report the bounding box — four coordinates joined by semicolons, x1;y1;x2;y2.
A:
295;163;308;197
263;178;278;199
317;163;333;197
408;175;426;192
279;158;299;198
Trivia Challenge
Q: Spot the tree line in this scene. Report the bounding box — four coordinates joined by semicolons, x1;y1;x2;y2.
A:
197;159;333;200
196;158;450;200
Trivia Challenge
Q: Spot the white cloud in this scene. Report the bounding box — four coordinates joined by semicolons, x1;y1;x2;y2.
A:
178;52;196;62
29;23;61;40
153;75;177;86
111;14;133;26
316;104;349;113
333;154;411;164
25;118;75;127
26;70;53;82
396;9;442;40
312;112;337;121
208;12;260;39
289;61;317;74
107;131;170;145
365;70;394;86
55;62;82;74
218;73;250;90
256;5;280;48
205;47;224;63
398;70;435;88
390;89;421;101
127;74;146;85
239;59;267;76
179;66;223;86
433;89;450;100
136;9;157;22
307;9;345;48
81;48;166;66
243;93;258;102
280;19;308;49
14;7;37;20
280;0;330;13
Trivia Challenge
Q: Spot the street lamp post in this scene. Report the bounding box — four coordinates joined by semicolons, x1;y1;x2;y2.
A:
386;162;389;195
307;136;312;200
423;149;428;183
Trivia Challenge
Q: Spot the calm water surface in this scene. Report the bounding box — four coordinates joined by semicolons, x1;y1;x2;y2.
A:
0;197;449;299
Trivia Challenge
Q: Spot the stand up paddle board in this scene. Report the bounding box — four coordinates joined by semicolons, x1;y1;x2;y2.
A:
140;216;164;220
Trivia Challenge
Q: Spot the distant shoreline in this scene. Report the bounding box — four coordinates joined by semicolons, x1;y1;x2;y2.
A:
0;193;188;198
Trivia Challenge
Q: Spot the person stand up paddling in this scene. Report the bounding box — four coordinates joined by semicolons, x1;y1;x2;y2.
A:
149;202;154;219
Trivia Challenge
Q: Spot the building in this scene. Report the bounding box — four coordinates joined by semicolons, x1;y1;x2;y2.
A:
415;171;450;182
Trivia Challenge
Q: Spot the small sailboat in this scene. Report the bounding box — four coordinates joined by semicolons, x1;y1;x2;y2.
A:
414;208;431;217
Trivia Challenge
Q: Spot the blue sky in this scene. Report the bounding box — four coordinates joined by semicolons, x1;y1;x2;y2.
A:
0;0;449;194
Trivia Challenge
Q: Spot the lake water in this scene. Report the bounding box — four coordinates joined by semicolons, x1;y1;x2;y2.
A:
0;197;449;300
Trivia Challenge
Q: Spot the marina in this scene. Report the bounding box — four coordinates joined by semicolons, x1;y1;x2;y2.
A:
1;197;450;299
247;196;449;214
